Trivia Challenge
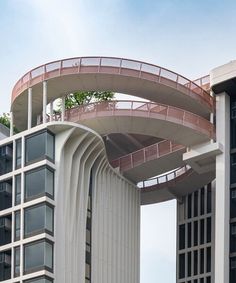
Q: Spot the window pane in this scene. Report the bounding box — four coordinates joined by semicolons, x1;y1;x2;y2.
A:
46;169;54;196
24;241;53;274
25;131;54;165
25;167;54;200
15;211;20;241
45;205;53;232
179;224;185;250
0;144;13;175
26;132;46;164
24;277;53;283
15;139;22;169
46;133;54;161
15;174;21;205
14;246;20;277
24;204;53;237
231;223;236;253
45;242;53;269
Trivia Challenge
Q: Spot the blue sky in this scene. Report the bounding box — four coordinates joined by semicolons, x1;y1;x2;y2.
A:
1;0;236;282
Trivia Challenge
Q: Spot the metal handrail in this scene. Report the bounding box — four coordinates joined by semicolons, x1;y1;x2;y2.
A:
63;100;215;139
12;56;213;109
110;140;185;172
137;165;191;189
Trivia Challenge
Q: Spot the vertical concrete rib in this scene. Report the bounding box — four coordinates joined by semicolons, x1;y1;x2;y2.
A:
215;92;230;283
42;81;47;124
27;87;32;129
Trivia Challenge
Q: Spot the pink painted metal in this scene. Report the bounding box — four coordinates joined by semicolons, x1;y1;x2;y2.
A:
62;100;215;139
12;56;213;110
138;165;192;190
110;140;185;172
193;75;210;92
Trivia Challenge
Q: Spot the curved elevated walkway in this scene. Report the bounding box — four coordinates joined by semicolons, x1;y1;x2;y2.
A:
12;57;213;130
11;56;217;206
111;140;186;182
140;166;215;205
64;100;214;147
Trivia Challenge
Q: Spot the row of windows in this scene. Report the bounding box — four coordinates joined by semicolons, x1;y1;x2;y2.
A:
179;247;211;279
0;130;55;177
0;202;53;247
179;217;211;250
187;186;212;219
185;277;211;283
0;240;53;281
0;165;54;212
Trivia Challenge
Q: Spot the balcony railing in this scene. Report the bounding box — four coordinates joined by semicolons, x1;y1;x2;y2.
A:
12;56;213;110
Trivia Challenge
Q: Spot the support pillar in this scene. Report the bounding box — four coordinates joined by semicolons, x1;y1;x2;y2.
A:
61;96;65;122
43;81;47;124
10;112;13;136
50;101;53;122
28;87;32;129
214;92;230;283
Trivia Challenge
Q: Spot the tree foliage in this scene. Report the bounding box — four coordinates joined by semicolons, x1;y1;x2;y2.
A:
0;113;10;129
65;91;114;109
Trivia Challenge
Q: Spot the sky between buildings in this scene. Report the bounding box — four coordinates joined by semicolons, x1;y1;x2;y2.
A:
1;0;236;282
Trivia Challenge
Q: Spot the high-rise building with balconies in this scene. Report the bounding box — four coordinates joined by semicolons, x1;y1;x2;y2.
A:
0;56;235;283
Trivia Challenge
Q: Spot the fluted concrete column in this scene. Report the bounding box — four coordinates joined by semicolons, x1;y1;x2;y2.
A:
10;112;13;136
27;87;32;129
61;96;65;122
43;81;47;124
50;101;53;122
215;92;230;283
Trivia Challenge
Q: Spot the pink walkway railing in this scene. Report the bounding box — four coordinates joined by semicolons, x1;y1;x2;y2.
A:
12;56;213;110
110;140;185;172
193;75;210;91
64;100;215;139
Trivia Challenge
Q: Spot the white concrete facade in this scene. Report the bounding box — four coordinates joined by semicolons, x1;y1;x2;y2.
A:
0;122;140;283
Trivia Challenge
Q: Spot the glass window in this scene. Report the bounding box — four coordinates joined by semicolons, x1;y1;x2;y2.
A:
24;240;53;274
0;179;12;211
25;166;54;201
187;222;191;248
0;144;13;175
25;131;54;165
15;211;20;241
24;276;53;283
0;251;11;280
15;174;21;205
207;217;211;243
194;250;198;275
187;251;191;277
24;203;53;237
206;247;211;273
194;221;198;246
14;246;20;277
207;184;212;213
179;224;185;250
231;223;236;253
0;215;12;246
179;253;185;279
15;139;22;169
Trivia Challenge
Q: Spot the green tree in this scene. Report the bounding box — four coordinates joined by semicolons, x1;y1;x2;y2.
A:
0;113;10;129
65;91;114;109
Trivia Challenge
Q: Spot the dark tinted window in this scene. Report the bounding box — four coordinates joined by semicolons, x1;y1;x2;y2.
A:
24;203;53;237
25;131;54;165
25;167;54;201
